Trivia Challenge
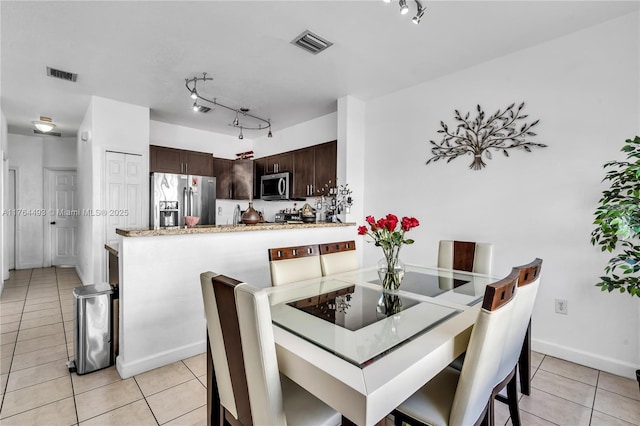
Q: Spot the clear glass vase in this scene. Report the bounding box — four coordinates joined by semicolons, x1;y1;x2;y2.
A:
376;293;403;318
377;247;405;291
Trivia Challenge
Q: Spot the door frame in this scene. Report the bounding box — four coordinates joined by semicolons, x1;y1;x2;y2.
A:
43;167;77;267
7;167;17;270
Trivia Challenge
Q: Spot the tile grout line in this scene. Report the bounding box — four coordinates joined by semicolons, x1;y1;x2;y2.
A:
132;374;162;425
56;267;81;426
0;268;32;417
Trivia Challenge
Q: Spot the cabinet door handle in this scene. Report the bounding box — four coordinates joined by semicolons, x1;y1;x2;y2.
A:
185;164;188;174
310;184;313;194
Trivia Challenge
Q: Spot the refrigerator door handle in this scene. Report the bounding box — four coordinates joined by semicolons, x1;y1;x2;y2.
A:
183;187;188;217
189;187;194;217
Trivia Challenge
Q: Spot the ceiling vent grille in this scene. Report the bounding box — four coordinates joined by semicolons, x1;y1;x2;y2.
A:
47;66;78;82
291;30;333;55
33;129;61;137
194;105;211;113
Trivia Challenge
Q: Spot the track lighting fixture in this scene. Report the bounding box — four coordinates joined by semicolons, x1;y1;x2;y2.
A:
412;1;425;24
185;72;272;139
399;0;409;15
32;116;56;133
384;0;426;24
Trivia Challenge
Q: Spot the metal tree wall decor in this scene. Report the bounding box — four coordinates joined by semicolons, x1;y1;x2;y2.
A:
426;102;546;170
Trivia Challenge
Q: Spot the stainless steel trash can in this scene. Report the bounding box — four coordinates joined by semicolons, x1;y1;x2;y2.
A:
72;284;113;375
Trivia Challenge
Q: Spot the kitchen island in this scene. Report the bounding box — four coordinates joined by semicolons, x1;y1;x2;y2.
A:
115;221;357;378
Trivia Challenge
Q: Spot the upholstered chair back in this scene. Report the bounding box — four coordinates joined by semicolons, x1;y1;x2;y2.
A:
438;240;494;276
234;283;288;425
269;244;322;286
200;272;251;424
319;240;358;276
449;268;518;425
495;258;543;385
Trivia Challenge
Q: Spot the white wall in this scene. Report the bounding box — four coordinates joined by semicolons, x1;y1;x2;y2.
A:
150;120;249;159
363;12;640;378
1;109;7;284
76;96;149;285
252;112;337;158
5;135;77;270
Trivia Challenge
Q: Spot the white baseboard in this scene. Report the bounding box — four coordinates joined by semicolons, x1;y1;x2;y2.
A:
75;266;90;286
532;338;639;380
115;340;206;379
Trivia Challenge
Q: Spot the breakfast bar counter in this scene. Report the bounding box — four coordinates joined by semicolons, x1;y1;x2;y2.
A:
116;221;354;237
114;220;358;379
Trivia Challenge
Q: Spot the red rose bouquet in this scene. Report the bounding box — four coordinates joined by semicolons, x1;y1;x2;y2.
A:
358;214;420;290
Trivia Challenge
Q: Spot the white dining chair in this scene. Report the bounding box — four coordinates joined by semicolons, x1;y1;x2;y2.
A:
201;271;341;426
392;268;520;426
319;240;359;276
268;244;323;286
493;258;543;423
438;240;494;276
233;281;342;425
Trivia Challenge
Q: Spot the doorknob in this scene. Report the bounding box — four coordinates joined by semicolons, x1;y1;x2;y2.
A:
50;221;56;225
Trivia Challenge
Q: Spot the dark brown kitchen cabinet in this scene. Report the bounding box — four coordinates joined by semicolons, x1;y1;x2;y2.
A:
266;152;293;174
292;140;337;198
212;157;253;200
293;147;315;198
212;157;232;199
254;157;267;198
150;145;213;176
232;160;253;200
313;140;337;195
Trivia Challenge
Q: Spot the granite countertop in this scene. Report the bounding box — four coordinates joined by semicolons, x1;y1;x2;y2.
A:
104;243;119;256
116;221;356;237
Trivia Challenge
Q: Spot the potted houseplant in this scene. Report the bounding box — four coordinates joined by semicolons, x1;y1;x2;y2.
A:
590;135;640;389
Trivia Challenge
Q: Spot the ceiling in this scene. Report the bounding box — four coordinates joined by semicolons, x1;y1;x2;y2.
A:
1;1;638;139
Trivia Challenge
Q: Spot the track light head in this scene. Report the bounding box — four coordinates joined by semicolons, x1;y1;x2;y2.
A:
238;128;244;140
192;102;199;112
190;88;198;99
268;129;273;138
412;0;425;23
399;0;409;15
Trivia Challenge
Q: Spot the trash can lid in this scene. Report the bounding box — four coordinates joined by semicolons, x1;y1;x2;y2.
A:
73;284;113;298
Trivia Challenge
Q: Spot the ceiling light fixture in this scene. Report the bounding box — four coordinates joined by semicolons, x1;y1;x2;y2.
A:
185;72;272;139
399;0;409;15
385;0;426;24
32;116;56;133
412;0;425;23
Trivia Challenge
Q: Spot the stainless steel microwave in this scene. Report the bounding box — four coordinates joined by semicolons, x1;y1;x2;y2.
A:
260;172;291;201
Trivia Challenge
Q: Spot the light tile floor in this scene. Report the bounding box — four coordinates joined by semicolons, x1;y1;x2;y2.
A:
1;267;639;425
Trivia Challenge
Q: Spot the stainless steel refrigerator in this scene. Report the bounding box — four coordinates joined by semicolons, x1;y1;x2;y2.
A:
150;172;216;227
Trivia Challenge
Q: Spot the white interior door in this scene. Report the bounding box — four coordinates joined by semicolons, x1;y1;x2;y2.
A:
49;170;78;266
105;151;143;249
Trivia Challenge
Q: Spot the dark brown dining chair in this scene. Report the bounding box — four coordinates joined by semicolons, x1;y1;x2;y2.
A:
268;244;322;286
319;240;358;276
200;271;341;426
392;268;519;426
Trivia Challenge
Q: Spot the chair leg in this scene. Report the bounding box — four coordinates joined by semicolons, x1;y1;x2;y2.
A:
506;373;521;426
518;321;532;396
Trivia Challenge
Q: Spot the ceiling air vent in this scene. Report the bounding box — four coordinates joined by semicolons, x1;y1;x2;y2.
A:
194;105;211;113
33;129;61;137
291;30;333;55
47;66;78;82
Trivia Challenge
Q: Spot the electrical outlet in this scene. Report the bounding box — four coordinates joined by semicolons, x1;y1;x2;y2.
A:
218;206;222;215
555;299;568;315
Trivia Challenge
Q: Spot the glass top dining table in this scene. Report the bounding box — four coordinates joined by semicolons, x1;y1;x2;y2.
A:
268;264;495;367
265;264;497;426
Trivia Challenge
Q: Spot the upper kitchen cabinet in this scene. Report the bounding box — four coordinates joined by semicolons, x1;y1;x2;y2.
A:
149;145;214;176
313;140;337;195
292;140;337;198
212;157;232;199
266;152;294;174
213;157;253;200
